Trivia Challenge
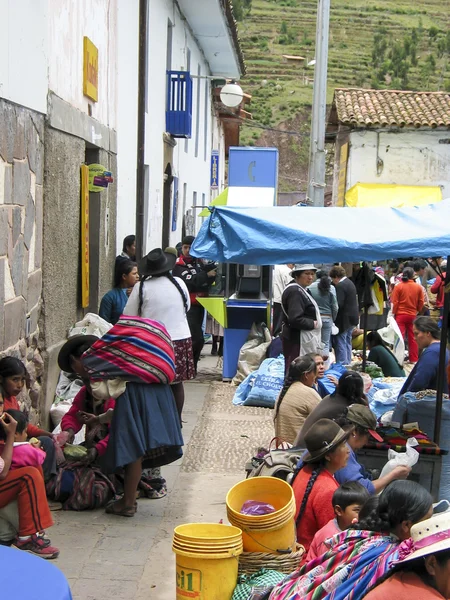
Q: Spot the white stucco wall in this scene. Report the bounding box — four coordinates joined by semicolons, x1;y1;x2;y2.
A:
0;0;48;113
115;0;139;251
47;0;118;129
144;0;220;251
347;129;450;198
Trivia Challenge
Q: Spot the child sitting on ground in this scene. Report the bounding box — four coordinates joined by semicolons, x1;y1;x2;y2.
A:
306;481;370;561
5;409;46;471
0;357;56;482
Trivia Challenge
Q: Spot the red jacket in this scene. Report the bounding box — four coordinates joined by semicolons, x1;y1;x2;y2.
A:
293;465;338;552
60;387;115;456
431;273;446;308
4;396;48;438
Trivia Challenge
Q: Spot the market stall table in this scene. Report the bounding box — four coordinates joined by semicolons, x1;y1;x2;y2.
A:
0;545;72;600
357;432;447;500
191;201;450;446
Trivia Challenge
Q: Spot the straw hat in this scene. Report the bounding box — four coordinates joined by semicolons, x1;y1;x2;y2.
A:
396;512;450;563
302;419;352;463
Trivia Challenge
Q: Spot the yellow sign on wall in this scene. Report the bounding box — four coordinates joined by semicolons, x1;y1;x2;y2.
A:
81;165;90;308
83;36;98;102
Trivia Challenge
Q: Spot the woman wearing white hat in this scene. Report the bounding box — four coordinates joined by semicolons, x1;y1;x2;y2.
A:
280;264;323;375
363;512;450;599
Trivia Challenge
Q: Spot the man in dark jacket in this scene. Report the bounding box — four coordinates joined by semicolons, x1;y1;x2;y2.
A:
330;265;359;364
172;236;216;371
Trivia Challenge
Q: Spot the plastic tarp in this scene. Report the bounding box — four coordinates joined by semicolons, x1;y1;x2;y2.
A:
191;200;450;265
345;183;442;208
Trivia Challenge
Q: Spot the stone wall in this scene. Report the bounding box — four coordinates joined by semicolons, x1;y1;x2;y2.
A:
0;99;45;423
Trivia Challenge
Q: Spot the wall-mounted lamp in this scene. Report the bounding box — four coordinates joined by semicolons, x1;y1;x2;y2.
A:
219;81;244;108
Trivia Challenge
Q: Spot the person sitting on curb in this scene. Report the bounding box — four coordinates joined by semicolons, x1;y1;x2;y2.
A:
58;335;116;466
0;387;59;559
0;357;57;483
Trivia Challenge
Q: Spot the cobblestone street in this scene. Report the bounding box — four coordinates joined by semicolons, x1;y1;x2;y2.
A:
50;356;274;599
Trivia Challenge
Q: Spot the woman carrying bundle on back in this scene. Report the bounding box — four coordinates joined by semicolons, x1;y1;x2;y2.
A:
268;480;433;600
123;248;194;422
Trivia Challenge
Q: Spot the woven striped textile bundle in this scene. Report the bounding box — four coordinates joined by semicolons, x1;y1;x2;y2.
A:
82;316;176;385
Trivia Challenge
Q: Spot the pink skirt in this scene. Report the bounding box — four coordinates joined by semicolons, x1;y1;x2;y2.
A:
173;338;195;382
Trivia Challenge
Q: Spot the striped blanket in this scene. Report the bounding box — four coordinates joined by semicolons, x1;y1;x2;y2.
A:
266;529;400;600
82;316;176;385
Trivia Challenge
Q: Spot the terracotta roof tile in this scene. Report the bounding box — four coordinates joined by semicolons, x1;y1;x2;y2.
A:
332;88;450;128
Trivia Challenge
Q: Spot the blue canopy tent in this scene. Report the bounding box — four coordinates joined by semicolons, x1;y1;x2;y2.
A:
191;200;450;444
191;200;450;265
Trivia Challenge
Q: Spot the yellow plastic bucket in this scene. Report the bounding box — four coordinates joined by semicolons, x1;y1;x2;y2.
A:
226;477;296;554
173;523;243;600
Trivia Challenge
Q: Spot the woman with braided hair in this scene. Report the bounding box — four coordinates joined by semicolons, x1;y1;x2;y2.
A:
124;248;195;421
292;419;351;552
273;355;321;445
268;480;433;600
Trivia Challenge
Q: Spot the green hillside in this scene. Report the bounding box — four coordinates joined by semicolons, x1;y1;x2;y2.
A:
236;0;450;192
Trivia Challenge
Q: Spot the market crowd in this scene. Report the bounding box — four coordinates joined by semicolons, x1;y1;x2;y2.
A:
0;234;218;558
264;258;450;600
1;238;450;600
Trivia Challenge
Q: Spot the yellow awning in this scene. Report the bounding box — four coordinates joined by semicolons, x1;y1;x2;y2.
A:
345;183;442;208
199;188;228;217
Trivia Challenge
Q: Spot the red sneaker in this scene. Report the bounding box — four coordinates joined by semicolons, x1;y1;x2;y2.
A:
12;534;60;559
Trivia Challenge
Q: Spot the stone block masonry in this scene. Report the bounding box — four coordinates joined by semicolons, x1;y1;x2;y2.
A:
0;98;45;426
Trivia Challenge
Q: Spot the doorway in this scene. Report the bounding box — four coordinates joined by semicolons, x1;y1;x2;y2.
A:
162;163;173;249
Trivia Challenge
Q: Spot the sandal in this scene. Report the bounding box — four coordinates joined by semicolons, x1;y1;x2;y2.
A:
105;501;136;517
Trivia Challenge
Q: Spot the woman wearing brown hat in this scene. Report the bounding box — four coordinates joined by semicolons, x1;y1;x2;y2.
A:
124;248;195;421
280;264;323;375
293;418;351;552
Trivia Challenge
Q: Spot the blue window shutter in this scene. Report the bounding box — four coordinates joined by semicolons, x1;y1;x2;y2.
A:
166;71;193;138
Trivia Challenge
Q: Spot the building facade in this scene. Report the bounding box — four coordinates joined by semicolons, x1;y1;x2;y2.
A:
327;88;450;206
115;0;245;253
0;0;118;424
0;0;246;427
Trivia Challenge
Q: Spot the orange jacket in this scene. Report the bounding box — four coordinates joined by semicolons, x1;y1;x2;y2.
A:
391;280;424;316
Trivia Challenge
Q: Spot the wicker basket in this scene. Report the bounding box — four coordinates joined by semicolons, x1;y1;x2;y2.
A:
238;543;305;575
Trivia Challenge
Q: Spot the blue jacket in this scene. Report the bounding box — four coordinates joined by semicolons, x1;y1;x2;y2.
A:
335;446;375;494
400;342;449;396
99;288;128;325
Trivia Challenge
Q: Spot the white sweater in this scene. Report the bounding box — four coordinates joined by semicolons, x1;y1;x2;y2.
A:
123;276;191;341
